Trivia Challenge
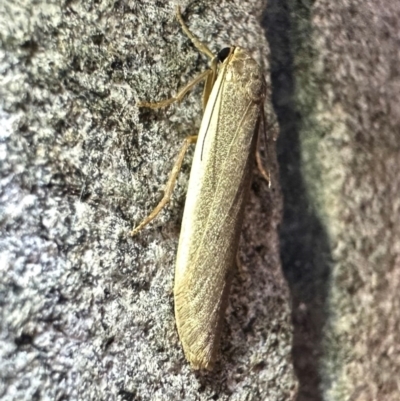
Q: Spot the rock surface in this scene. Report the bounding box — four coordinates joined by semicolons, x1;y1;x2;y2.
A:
269;0;400;400
0;1;294;400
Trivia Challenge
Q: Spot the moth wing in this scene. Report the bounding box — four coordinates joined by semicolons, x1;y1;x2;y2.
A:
174;174;253;369
175;102;261;369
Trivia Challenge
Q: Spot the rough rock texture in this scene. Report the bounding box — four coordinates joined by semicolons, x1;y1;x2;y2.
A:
3;0;397;400
0;1;295;400
267;0;400;400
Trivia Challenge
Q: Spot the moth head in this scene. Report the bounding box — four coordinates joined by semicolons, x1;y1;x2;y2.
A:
217;47;234;64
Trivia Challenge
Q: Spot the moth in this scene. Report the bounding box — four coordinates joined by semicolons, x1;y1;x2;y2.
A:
132;6;268;370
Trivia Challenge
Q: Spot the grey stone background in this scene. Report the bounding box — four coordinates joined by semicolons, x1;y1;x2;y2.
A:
267;0;400;400
1;0;399;400
0;0;294;400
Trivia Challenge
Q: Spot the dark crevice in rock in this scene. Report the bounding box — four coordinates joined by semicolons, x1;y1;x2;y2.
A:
263;1;331;400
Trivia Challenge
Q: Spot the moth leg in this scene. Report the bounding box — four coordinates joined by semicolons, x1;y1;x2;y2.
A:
235;251;247;282
256;147;271;187
176;6;214;60
137;69;211;109
256;110;272;187
236;252;243;272
175;5;218;109
202;58;218;110
131;135;198;236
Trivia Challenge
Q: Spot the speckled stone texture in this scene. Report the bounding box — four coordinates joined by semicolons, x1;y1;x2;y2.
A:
268;0;400;400
0;1;295;400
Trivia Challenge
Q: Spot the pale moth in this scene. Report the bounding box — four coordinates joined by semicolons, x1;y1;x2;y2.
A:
132;6;269;370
